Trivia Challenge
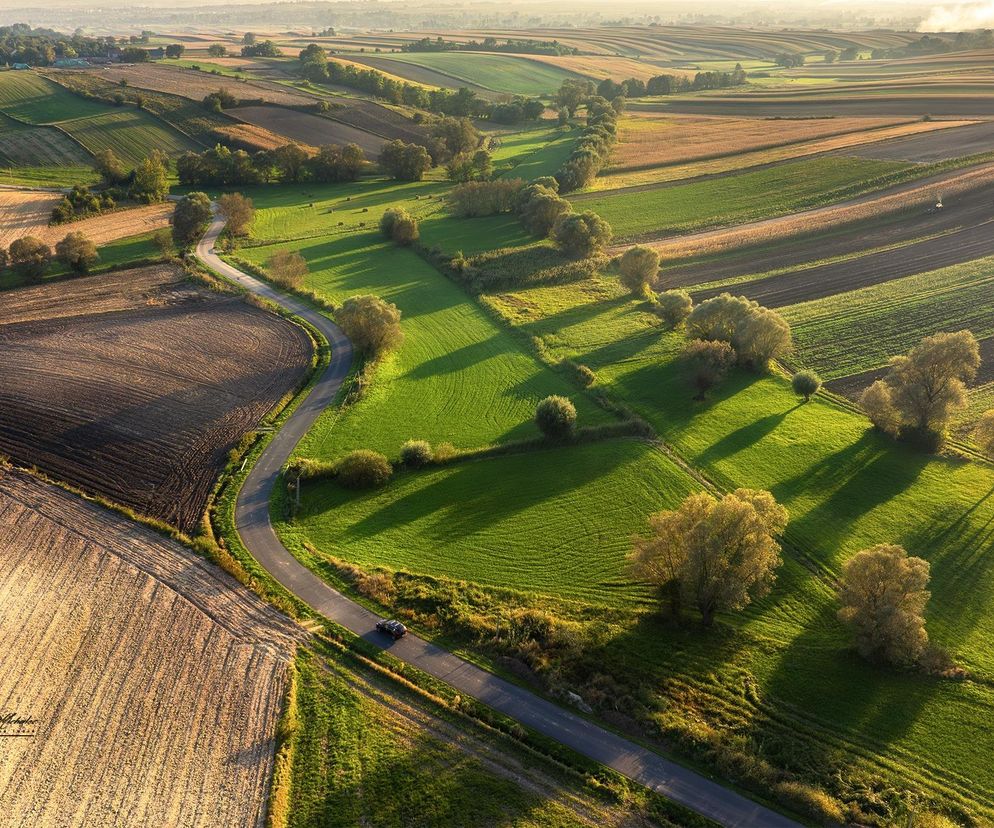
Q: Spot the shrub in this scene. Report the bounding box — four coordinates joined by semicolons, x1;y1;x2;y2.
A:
335;450;392;488
654;290;693;327
55;231;98;274
771;782;845;825
399;439;433;468
683;339;735;398
336;294;403;357
518;188;571;237
791;369;822;402
267;249;309;289
551;211;612;257
685;293;791;370
8;236;52;280
379;207;419;245
535;395;577;438
618;245;660;295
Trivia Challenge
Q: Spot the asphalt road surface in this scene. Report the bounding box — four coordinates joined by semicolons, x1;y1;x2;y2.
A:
195;215;800;828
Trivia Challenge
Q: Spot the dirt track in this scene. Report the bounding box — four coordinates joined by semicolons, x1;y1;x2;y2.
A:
0;264;310;531
0;468;304;828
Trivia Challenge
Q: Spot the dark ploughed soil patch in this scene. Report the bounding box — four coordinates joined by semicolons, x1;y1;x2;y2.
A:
0;264;311;531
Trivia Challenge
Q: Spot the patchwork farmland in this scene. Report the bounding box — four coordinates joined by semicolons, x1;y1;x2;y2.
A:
8;14;994;828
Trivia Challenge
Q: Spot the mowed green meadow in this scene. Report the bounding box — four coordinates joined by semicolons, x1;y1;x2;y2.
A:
238;229;610;460
0;71;108;123
290;439;697;604
60;109;198;166
577;156;914;238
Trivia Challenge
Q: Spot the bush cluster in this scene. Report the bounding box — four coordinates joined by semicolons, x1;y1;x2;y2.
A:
379;207;420;246
335;450;392;489
535;395;577;439
51;185;114;225
447;178;523;218
335;294;404;357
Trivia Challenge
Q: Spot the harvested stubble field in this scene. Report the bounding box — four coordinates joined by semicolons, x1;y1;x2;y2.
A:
593;116;962;190
0;468;305;828
214;120;306;151
93;63;318;107
645;92;994;118
0;264;311;531
0;190;61;247
33;202;174;247
840;118;994;162
607;113;916;173
230;106;386;156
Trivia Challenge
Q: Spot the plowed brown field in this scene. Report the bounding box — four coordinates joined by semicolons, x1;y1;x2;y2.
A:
0;467;304;828
0;264;311;530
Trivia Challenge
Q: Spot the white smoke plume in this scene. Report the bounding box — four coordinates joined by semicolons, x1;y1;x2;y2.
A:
919;2;994;30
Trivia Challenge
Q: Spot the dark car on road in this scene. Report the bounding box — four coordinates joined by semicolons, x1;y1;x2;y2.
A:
376;619;407;639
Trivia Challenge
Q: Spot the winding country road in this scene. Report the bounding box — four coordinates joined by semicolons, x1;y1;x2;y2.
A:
195;215;800;828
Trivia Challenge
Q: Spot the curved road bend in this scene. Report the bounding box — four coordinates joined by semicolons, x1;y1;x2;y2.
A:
195;215;799;828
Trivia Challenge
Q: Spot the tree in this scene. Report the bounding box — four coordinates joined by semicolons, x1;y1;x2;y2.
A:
336;294;403;356
335;449;392;488
972;409;994;456
447;179;522;218
0;247;8;271
535;395;576;439
217;192;254;236
55;231;98;274
171;191;212;250
683;339;735;398
860;380;901;437
379;207;419;246
618;245;659;295
631;489;787;626
791;370;822;403
93;148;127;185
551;211;612;257
242;32;257;45
837;544;930;667
517;186;570;237
554;78;592;115
273;143;309;183
655;290;693;327
379;140;432;181
8;236;52;280
446;149;492;183
309;143;365;182
207;44;227;57
130;150;169;203
885;330;980;439
427;116;480;163
734;306;792;370
268;249;308;289
165;43;185;58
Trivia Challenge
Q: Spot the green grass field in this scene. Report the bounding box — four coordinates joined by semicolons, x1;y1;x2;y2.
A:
238;231;610;460
368;52;582;96
290;439;696;605
59;109;198;166
0;71;109;123
477;270;994;815
782;254;994;379
576;156;914;239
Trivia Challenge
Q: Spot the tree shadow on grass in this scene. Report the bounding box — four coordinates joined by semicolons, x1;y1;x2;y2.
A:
336;439;634;544
694;404;802;468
